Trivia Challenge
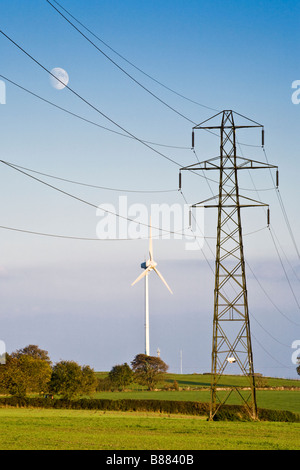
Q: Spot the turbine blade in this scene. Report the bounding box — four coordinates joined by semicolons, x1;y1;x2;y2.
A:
153;267;173;294
149;216;153;261
131;266;152;286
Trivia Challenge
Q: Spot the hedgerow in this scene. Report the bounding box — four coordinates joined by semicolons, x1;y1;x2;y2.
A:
0;397;298;422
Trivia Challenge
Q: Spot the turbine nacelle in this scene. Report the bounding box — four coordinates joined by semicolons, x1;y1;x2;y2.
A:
141;259;157;270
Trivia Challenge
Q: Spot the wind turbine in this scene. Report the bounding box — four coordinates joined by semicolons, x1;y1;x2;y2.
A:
131;219;172;356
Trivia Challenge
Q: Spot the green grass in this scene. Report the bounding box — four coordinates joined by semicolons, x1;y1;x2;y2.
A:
96;372;300;389
0;373;298;450
164;373;300;388
90;390;300;414
93;372;300;415
0;408;298;450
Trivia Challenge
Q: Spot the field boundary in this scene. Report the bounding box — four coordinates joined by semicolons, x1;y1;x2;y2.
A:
0;396;299;423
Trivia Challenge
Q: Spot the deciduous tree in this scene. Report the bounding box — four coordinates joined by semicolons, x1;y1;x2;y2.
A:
12;345;51;364
109;363;134;390
0;352;52;397
131;354;168;390
50;360;96;399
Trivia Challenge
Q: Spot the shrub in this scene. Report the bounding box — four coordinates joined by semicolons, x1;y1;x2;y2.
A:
96;377;114;392
173;380;179;391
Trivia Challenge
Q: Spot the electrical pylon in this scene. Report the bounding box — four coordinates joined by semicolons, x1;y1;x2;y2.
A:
180;110;278;420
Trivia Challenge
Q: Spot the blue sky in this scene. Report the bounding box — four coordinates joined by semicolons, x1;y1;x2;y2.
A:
0;0;299;378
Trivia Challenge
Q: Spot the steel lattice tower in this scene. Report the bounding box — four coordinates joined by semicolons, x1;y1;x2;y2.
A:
180;110;278;420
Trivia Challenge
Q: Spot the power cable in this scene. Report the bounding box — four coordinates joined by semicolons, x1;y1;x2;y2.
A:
251;333;294;369
0;223;189;241
270;225;300;284
236;141;300;326
0;29;182;168
49;0;219;113
45;1;262;149
0;74;190;151
0;45;251;189
263;147;300;260
250;313;291;348
268;226;300;311
1;159;178;194
0;53;262;179
1;158;267;242
0;160;200;239
246;260;300;327
0;224;131;241
46;0;197;125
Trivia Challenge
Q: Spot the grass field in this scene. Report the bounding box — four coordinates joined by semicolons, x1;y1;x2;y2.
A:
95;372;300;414
163;373;300;389
91;390;300;414
0;408;299;450
97;372;300;389
0;373;299;450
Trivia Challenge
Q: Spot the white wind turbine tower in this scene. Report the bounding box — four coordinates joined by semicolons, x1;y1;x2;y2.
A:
131;219;173;356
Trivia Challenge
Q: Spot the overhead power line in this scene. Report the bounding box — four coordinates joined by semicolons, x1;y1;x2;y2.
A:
48;1;266;148
0;160;199;239
2;158;267;242
262;147;300;260
46;0;197;125
246;260;300;327
270;224;300;284
0;29;182;168
0;224;177;241
1;159;178;193
0;74;190;151
236;142;300;327
0;36;259;164
0;224;125;241
48;0;219;113
0;35;262;190
46;1;258;148
268;226;300;311
252;333;294;369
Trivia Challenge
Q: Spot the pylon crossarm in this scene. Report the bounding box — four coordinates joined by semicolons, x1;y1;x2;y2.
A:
180;156;277;172
192;195;269;208
195;124;262;130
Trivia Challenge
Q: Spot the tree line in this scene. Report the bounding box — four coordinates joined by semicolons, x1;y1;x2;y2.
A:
0;345;169;399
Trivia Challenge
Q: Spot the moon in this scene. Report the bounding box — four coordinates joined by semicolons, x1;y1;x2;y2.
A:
50;67;69;90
